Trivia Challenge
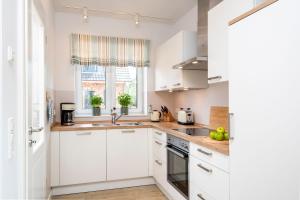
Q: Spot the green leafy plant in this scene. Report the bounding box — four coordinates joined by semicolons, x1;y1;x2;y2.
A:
90;95;103;108
117;93;132;107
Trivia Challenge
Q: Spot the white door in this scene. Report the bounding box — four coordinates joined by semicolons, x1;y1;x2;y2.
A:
26;1;46;199
229;1;300;200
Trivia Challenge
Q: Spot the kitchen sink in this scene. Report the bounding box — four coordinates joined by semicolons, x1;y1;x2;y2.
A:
90;122;143;127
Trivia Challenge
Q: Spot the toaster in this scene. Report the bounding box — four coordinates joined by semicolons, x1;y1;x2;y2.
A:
177;108;194;125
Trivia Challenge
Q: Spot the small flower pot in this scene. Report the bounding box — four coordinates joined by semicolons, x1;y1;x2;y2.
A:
121;107;129;115
92;107;101;116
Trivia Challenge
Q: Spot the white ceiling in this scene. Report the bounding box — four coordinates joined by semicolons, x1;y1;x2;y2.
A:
54;0;197;23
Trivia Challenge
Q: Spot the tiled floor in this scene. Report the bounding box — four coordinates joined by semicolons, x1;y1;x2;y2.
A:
52;185;167;200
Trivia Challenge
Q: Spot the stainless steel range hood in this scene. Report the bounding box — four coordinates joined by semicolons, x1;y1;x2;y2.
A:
173;0;209;70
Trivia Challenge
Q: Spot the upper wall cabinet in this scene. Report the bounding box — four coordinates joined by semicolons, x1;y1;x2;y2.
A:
208;0;230;84
155;31;207;91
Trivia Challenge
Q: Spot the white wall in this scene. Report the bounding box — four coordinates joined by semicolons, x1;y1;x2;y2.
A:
53;12;176;120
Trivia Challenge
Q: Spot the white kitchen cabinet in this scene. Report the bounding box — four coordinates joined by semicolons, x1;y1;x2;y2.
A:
50;132;60;187
107;128;149;181
59;130;107;186
190;156;229;200
229;1;300;200
155;31;203;91
208;0;229;84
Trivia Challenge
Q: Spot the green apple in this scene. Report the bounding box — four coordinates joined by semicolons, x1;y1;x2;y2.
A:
209;131;217;139
215;132;224;141
224;132;229;140
216;127;225;134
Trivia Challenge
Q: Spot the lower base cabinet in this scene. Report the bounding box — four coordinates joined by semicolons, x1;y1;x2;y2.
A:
60;130;107;186
107;128;149;181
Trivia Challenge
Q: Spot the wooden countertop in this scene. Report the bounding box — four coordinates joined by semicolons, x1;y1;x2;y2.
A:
51;121;229;156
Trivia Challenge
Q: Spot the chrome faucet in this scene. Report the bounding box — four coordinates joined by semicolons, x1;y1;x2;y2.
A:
111;107;122;124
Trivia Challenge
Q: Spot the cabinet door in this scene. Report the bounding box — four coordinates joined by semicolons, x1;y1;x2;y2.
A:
107;128;149;180
208;0;229;83
155;45;169;91
60;131;107;185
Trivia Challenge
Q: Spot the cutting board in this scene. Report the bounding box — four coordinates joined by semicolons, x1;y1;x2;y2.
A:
209;106;229;131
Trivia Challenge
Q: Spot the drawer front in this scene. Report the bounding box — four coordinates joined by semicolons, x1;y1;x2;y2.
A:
153;155;167;187
190;143;229;172
152;138;166;163
152;129;167;142
190;182;216;200
190;156;229;200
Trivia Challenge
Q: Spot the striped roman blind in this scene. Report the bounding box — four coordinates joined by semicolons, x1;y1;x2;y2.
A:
70;33;150;67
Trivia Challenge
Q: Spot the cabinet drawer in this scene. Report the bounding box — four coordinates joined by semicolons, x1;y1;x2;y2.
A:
190;143;229;172
190;182;216;200
153;155;167;187
190;156;229;200
152;129;167;142
152;138;166;163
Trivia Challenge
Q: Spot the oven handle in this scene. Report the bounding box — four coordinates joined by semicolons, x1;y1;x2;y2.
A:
166;147;187;158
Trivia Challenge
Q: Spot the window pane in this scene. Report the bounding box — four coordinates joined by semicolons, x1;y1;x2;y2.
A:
81;66;106;109
115;67;137;108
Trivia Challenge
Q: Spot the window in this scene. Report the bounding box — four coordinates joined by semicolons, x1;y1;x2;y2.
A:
76;65;146;115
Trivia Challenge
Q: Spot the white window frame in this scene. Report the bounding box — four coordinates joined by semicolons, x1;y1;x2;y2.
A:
75;65;147;116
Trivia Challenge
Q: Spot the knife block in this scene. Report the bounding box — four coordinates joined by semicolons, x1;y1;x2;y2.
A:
162;112;175;122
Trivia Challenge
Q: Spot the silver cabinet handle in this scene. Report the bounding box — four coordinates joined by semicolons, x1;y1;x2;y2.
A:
166;147;185;158
155;141;162;146
229;112;234;140
76;132;92;136
121;130;135;134
29;127;44;135
197;194;206;200
154;131;162;136
208;76;222;81
173;83;181;86
197;148;212;156
197;163;213;174
155;160;162;166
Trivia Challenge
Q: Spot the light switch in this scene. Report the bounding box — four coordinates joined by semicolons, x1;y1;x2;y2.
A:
8;117;15;159
7;46;15;63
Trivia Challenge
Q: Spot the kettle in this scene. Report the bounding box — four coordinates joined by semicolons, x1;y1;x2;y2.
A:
150;110;161;122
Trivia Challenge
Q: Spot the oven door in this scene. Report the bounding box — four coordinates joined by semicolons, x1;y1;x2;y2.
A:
167;145;189;199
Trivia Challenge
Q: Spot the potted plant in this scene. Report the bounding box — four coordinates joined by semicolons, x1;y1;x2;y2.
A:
117;93;132;115
90;95;103;116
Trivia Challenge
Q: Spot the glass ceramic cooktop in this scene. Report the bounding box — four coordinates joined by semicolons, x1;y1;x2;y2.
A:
172;128;211;136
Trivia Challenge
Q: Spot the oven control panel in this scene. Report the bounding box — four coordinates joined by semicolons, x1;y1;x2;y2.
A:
167;134;189;153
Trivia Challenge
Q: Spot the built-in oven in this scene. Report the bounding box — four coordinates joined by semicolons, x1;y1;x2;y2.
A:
167;134;189;199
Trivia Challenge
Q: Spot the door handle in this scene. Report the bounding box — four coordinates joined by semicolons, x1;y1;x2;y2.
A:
197;163;213;174
166;147;186;158
121;130;135;134
155;141;162;146
229;112;234;140
197;148;212;156
155;160;162;166
76;132;92;136
197;193;206;200
208;76;222;81
28;127;44;135
154;131;162;136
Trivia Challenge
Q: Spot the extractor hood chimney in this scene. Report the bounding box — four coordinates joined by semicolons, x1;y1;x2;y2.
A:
173;0;209;70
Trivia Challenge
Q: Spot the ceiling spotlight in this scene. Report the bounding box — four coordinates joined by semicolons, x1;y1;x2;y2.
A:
135;13;140;25
83;7;88;22
192;61;198;64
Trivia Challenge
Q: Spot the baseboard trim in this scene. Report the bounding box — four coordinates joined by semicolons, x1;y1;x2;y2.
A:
51;177;155;196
